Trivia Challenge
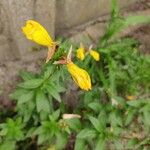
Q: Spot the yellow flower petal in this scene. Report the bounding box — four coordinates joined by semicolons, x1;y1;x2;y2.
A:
22;20;54;47
67;62;91;91
89;50;100;61
76;47;85;61
126;95;136;101
47;145;55;150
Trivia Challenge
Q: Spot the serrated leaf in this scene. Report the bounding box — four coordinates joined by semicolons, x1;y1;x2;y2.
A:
77;128;97;139
36;90;50;113
18;79;43;89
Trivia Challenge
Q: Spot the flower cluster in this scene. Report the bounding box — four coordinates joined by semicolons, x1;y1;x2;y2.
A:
22;20;95;91
76;43;100;61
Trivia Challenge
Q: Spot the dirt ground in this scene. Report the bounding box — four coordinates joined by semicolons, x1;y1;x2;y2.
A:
0;0;150;108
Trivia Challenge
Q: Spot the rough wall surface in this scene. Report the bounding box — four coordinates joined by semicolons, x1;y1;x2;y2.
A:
0;0;137;62
56;0;137;33
0;0;55;61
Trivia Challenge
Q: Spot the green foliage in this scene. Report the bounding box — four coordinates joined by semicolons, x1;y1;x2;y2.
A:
0;0;150;149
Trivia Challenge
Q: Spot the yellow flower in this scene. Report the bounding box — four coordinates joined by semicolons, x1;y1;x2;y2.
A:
67;62;91;91
47;145;55;150
22;20;54;47
76;47;85;60
89;50;100;61
126;95;136;101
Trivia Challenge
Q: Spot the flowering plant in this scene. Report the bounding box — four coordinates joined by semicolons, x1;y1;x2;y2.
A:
0;0;150;150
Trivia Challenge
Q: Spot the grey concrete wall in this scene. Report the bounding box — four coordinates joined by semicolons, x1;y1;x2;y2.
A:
0;0;55;61
56;0;137;33
0;0;137;62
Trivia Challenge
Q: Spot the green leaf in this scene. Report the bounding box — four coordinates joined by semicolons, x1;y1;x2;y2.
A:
143;109;150;127
19;71;35;81
111;0;119;18
127;138;138;149
114;140;124;150
127;100;142;108
51;109;60;121
125;109;136;126
26;127;36;138
3;118;24;141
95;138;105;150
100;18;125;46
54;84;66;93
98;111;107;131
56;133;68;150
40;111;49;121
74;138;86;150
37;134;46;145
18;91;34;104
113;96;126;107
43;66;55;80
88;102;101;113
46;83;61;102
33;126;43;135
18;79;44;89
65;118;81;131
88;116;101;132
0;128;7;136
10;89;28;100
18;101;35;123
100;15;150;46
36;90;50;113
77;128;97;139
0;141;16;150
109;111;123;127
125;15;150;27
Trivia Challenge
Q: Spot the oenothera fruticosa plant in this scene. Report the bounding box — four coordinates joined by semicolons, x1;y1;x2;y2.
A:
22;20;97;91
1;0;150;149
